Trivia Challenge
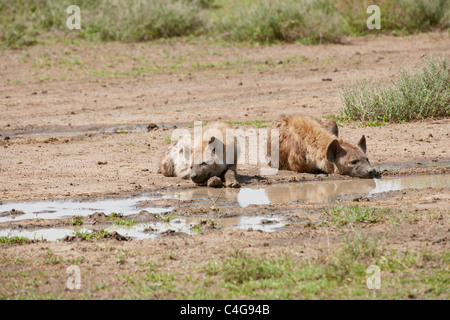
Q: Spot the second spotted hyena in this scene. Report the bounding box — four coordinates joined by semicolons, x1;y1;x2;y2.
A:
160;122;240;187
278;114;376;178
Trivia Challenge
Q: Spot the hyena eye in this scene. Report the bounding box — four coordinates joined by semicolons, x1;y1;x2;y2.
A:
201;162;207;166
351;160;360;165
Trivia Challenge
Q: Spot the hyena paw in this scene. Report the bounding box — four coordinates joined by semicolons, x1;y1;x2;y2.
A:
207;176;223;188
226;180;240;188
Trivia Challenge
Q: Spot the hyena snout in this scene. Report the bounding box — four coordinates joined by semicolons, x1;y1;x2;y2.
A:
353;165;377;178
190;164;212;184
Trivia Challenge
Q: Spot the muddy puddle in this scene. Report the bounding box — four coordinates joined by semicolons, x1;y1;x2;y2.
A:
170;174;450;207
0;174;448;241
0;196;171;223
0;216;286;241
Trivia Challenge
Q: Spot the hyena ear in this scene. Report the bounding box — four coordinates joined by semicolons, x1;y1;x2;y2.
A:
208;136;216;145
326;139;345;163
357;135;367;153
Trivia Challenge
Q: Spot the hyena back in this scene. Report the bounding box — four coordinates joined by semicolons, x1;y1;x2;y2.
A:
278;114;376;178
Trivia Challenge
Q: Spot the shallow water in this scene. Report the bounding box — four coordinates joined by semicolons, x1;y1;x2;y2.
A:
1;175;448;223
173;174;450;207
0;174;448;241
0;227;88;241
0;196;171;223
0;216;286;241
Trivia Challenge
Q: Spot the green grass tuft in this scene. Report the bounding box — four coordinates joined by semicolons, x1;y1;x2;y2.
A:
0;235;32;245
339;56;450;123
207;249;288;284
321;205;391;226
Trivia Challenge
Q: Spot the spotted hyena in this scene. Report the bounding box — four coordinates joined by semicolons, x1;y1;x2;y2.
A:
278;114;376;178
160;122;240;187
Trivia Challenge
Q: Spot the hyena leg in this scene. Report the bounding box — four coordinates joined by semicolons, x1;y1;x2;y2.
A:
207;176;223;188
223;167;240;188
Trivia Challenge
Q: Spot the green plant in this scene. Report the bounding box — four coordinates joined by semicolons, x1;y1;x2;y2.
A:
321;205;391;226
325;231;384;280
191;224;202;234
72;230;112;241
158;212;177;222
113;219;137;227
0;236;31;245
44;249;62;265
71;216;83;226
217;249;288;284
108;212;123;219
164;136;173;144
67;256;85;264
339;56;450;123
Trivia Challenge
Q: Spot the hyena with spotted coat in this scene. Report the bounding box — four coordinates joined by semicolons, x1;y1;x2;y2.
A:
160;122;240;187
278;114;376;178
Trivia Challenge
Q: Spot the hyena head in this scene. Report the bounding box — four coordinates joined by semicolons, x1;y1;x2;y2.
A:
190;136;226;184
326;135;376;178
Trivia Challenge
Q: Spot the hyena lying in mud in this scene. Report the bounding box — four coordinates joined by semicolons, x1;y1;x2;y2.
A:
159;122;240;188
277;114;377;178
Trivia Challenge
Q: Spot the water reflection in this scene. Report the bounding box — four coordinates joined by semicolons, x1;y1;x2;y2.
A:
177;174;449;207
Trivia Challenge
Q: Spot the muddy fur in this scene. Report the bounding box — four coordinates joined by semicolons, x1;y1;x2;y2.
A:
160;122;240;187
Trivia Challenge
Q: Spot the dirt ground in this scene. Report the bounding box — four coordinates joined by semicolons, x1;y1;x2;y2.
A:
0;32;449;299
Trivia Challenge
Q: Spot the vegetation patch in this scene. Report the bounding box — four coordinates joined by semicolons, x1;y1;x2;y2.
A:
0;236;33;245
320;205;391;226
1;0;449;48
339;56;450;123
65;230;128;241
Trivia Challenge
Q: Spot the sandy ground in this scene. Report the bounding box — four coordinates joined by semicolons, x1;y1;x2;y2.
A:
0;32;449;200
0;32;449;299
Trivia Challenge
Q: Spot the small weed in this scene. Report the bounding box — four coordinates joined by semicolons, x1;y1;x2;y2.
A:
44;249;62;265
67;256;85;265
113;219;137;227
217;249;288;284
191;224;202;234
36;76;52;82
325;231;384;281
72;230;112;241
320;205;391;227
163;136;173;144
159;213;177;222
108;212;123;219
71;216;83;226
0;236;31;245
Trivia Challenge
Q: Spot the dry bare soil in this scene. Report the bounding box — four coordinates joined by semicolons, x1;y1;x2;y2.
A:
0;32;449;299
